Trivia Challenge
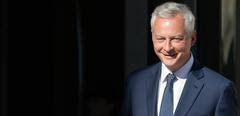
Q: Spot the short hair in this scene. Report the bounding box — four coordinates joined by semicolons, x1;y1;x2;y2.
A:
151;2;195;36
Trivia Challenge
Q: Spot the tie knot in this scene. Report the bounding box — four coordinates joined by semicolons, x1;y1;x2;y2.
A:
166;73;176;84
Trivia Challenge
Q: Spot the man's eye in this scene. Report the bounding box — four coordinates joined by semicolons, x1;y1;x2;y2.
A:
156;38;165;41
173;37;184;41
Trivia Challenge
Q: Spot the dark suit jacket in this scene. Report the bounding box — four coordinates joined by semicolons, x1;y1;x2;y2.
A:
122;60;238;116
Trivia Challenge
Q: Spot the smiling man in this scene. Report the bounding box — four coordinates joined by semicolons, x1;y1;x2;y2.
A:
152;13;195;72
122;2;238;116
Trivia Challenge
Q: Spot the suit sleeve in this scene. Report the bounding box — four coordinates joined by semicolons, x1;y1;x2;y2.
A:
215;82;239;116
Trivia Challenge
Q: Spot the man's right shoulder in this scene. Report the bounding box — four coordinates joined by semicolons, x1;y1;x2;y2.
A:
127;62;161;84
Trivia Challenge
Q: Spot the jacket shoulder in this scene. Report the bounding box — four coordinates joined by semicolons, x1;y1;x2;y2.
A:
126;62;161;85
201;67;233;87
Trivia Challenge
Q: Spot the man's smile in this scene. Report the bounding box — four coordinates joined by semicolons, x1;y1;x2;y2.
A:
161;52;177;58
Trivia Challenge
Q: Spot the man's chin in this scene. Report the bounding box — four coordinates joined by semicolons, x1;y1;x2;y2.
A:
164;63;175;68
161;57;177;63
162;60;177;68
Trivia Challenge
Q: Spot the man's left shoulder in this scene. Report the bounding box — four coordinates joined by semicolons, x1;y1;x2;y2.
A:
201;67;233;86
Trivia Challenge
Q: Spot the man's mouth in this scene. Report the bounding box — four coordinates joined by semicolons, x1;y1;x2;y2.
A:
162;53;177;57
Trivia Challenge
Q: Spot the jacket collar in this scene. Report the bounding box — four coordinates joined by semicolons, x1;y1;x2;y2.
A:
174;59;204;116
146;62;162;116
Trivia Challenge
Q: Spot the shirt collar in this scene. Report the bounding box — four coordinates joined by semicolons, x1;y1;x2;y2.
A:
160;54;194;83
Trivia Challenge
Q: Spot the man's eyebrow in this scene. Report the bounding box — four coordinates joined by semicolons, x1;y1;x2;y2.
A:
171;35;185;37
155;35;165;37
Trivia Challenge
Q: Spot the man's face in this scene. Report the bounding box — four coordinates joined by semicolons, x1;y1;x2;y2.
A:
152;15;196;71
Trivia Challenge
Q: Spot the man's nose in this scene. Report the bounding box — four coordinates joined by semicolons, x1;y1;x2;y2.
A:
163;40;173;52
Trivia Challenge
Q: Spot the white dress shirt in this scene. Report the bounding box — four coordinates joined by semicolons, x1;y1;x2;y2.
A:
157;54;194;115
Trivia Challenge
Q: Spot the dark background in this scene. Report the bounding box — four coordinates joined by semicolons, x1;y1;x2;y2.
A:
1;0;239;116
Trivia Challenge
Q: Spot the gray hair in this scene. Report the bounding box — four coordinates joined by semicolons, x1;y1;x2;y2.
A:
151;2;195;36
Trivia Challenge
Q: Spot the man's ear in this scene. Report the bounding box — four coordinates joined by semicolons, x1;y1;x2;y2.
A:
191;31;197;46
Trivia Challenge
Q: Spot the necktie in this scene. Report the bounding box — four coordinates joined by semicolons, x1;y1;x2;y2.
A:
160;73;176;116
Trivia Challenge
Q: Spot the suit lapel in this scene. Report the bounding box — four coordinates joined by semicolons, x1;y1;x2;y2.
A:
146;62;161;116
174;60;205;116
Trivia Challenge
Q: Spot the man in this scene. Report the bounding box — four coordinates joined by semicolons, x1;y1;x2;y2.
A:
122;2;238;116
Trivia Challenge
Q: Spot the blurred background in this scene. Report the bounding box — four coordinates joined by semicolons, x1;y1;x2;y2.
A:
1;0;240;116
